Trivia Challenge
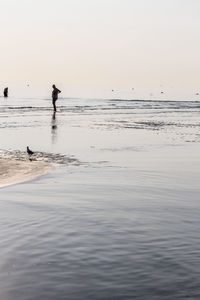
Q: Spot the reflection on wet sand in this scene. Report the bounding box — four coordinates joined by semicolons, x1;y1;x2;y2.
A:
51;112;58;144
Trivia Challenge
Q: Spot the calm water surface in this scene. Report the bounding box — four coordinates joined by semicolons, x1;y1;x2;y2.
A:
0;97;200;299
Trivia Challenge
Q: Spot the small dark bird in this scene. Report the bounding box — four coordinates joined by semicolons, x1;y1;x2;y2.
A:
27;146;34;155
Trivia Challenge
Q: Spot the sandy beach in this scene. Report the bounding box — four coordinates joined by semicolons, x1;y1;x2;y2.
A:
0;158;53;188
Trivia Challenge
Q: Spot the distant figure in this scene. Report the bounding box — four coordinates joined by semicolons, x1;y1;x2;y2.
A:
4;87;8;97
52;84;61;112
27;146;34;155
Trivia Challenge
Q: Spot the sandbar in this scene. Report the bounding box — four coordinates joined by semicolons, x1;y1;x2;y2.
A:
0;158;54;188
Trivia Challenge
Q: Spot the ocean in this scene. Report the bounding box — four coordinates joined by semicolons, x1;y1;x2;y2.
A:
0;96;200;299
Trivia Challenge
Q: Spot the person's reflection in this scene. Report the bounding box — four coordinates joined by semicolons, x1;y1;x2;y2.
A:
51;112;58;144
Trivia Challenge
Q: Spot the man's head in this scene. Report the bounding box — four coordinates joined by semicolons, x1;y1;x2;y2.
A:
52;84;56;89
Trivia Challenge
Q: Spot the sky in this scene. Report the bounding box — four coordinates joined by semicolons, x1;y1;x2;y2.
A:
0;0;200;98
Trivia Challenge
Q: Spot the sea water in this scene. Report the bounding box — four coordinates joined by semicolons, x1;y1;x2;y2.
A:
0;96;200;299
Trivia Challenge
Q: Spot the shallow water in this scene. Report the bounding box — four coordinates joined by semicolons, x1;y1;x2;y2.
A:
0;96;200;299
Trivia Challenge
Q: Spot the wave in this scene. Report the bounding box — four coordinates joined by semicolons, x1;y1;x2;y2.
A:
0;100;200;112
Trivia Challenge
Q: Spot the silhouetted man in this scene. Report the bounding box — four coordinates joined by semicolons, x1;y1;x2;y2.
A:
4;87;8;97
52;84;61;112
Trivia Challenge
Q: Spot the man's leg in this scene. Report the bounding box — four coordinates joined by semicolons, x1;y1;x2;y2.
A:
53;99;57;112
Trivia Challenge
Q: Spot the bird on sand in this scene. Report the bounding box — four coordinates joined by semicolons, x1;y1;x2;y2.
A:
27;146;34;155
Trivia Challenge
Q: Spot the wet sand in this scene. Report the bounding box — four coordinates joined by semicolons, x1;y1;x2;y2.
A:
0;158;53;188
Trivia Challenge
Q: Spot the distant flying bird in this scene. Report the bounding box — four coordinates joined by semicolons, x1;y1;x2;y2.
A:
161;91;164;94
27;146;34;155
196;93;199;95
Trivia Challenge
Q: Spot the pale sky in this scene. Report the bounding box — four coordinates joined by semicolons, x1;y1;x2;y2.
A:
0;0;200;98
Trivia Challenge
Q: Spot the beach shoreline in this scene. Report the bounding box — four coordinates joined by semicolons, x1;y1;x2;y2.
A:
0;158;54;188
